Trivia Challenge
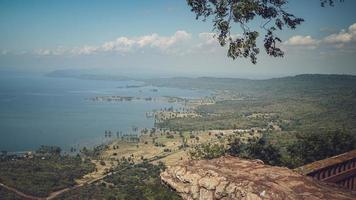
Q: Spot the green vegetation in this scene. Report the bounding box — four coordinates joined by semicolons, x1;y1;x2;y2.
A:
156;76;356;133
189;142;226;160
153;75;356;168
55;160;181;200
157;112;266;131
189;130;356;168
227;134;283;166
287;129;356;167
0;146;95;197
153;76;356;131
36;145;62;155
0;187;22;200
80;144;109;159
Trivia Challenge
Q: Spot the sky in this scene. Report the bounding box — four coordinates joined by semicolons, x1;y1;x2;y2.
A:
0;0;356;78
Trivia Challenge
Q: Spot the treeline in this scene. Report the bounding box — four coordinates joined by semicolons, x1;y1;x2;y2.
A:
190;129;356;168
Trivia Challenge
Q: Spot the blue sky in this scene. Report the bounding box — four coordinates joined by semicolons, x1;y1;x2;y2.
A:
0;0;356;78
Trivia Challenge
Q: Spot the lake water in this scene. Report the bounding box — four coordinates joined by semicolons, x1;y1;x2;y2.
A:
0;73;209;152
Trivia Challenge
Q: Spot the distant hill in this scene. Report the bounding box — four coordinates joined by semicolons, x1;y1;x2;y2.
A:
145;74;356;95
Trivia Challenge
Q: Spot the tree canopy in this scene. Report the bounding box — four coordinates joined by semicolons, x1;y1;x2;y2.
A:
187;0;342;64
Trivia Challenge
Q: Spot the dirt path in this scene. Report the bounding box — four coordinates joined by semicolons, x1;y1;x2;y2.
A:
45;172;110;200
0;150;181;200
0;183;45;200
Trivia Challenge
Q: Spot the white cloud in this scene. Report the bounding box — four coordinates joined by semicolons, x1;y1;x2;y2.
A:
33;30;192;56
31;23;356;57
284;22;356;53
34;49;52;56
323;23;356;44
136;34;159;48
71;45;98;55
284;35;319;46
136;30;191;50
101;37;135;52
34;45;97;56
324;31;352;43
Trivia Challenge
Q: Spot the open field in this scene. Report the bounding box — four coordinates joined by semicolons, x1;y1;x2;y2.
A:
99;129;260;167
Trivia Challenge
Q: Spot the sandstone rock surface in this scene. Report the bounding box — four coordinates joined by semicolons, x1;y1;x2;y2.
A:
160;156;356;200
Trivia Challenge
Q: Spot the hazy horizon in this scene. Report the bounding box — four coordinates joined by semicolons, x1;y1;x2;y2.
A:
3;67;356;80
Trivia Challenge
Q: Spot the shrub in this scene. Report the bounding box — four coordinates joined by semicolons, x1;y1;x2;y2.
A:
189;143;226;160
227;134;283;166
166;134;174;139
287;129;356;167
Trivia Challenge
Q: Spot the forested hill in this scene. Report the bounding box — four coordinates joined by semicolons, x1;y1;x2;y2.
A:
146;74;356;89
145;74;356;97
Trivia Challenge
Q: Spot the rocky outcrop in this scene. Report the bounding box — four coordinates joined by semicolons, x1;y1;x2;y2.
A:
160;156;356;200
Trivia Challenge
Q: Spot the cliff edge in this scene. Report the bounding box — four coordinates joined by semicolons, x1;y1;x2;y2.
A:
160;156;355;200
